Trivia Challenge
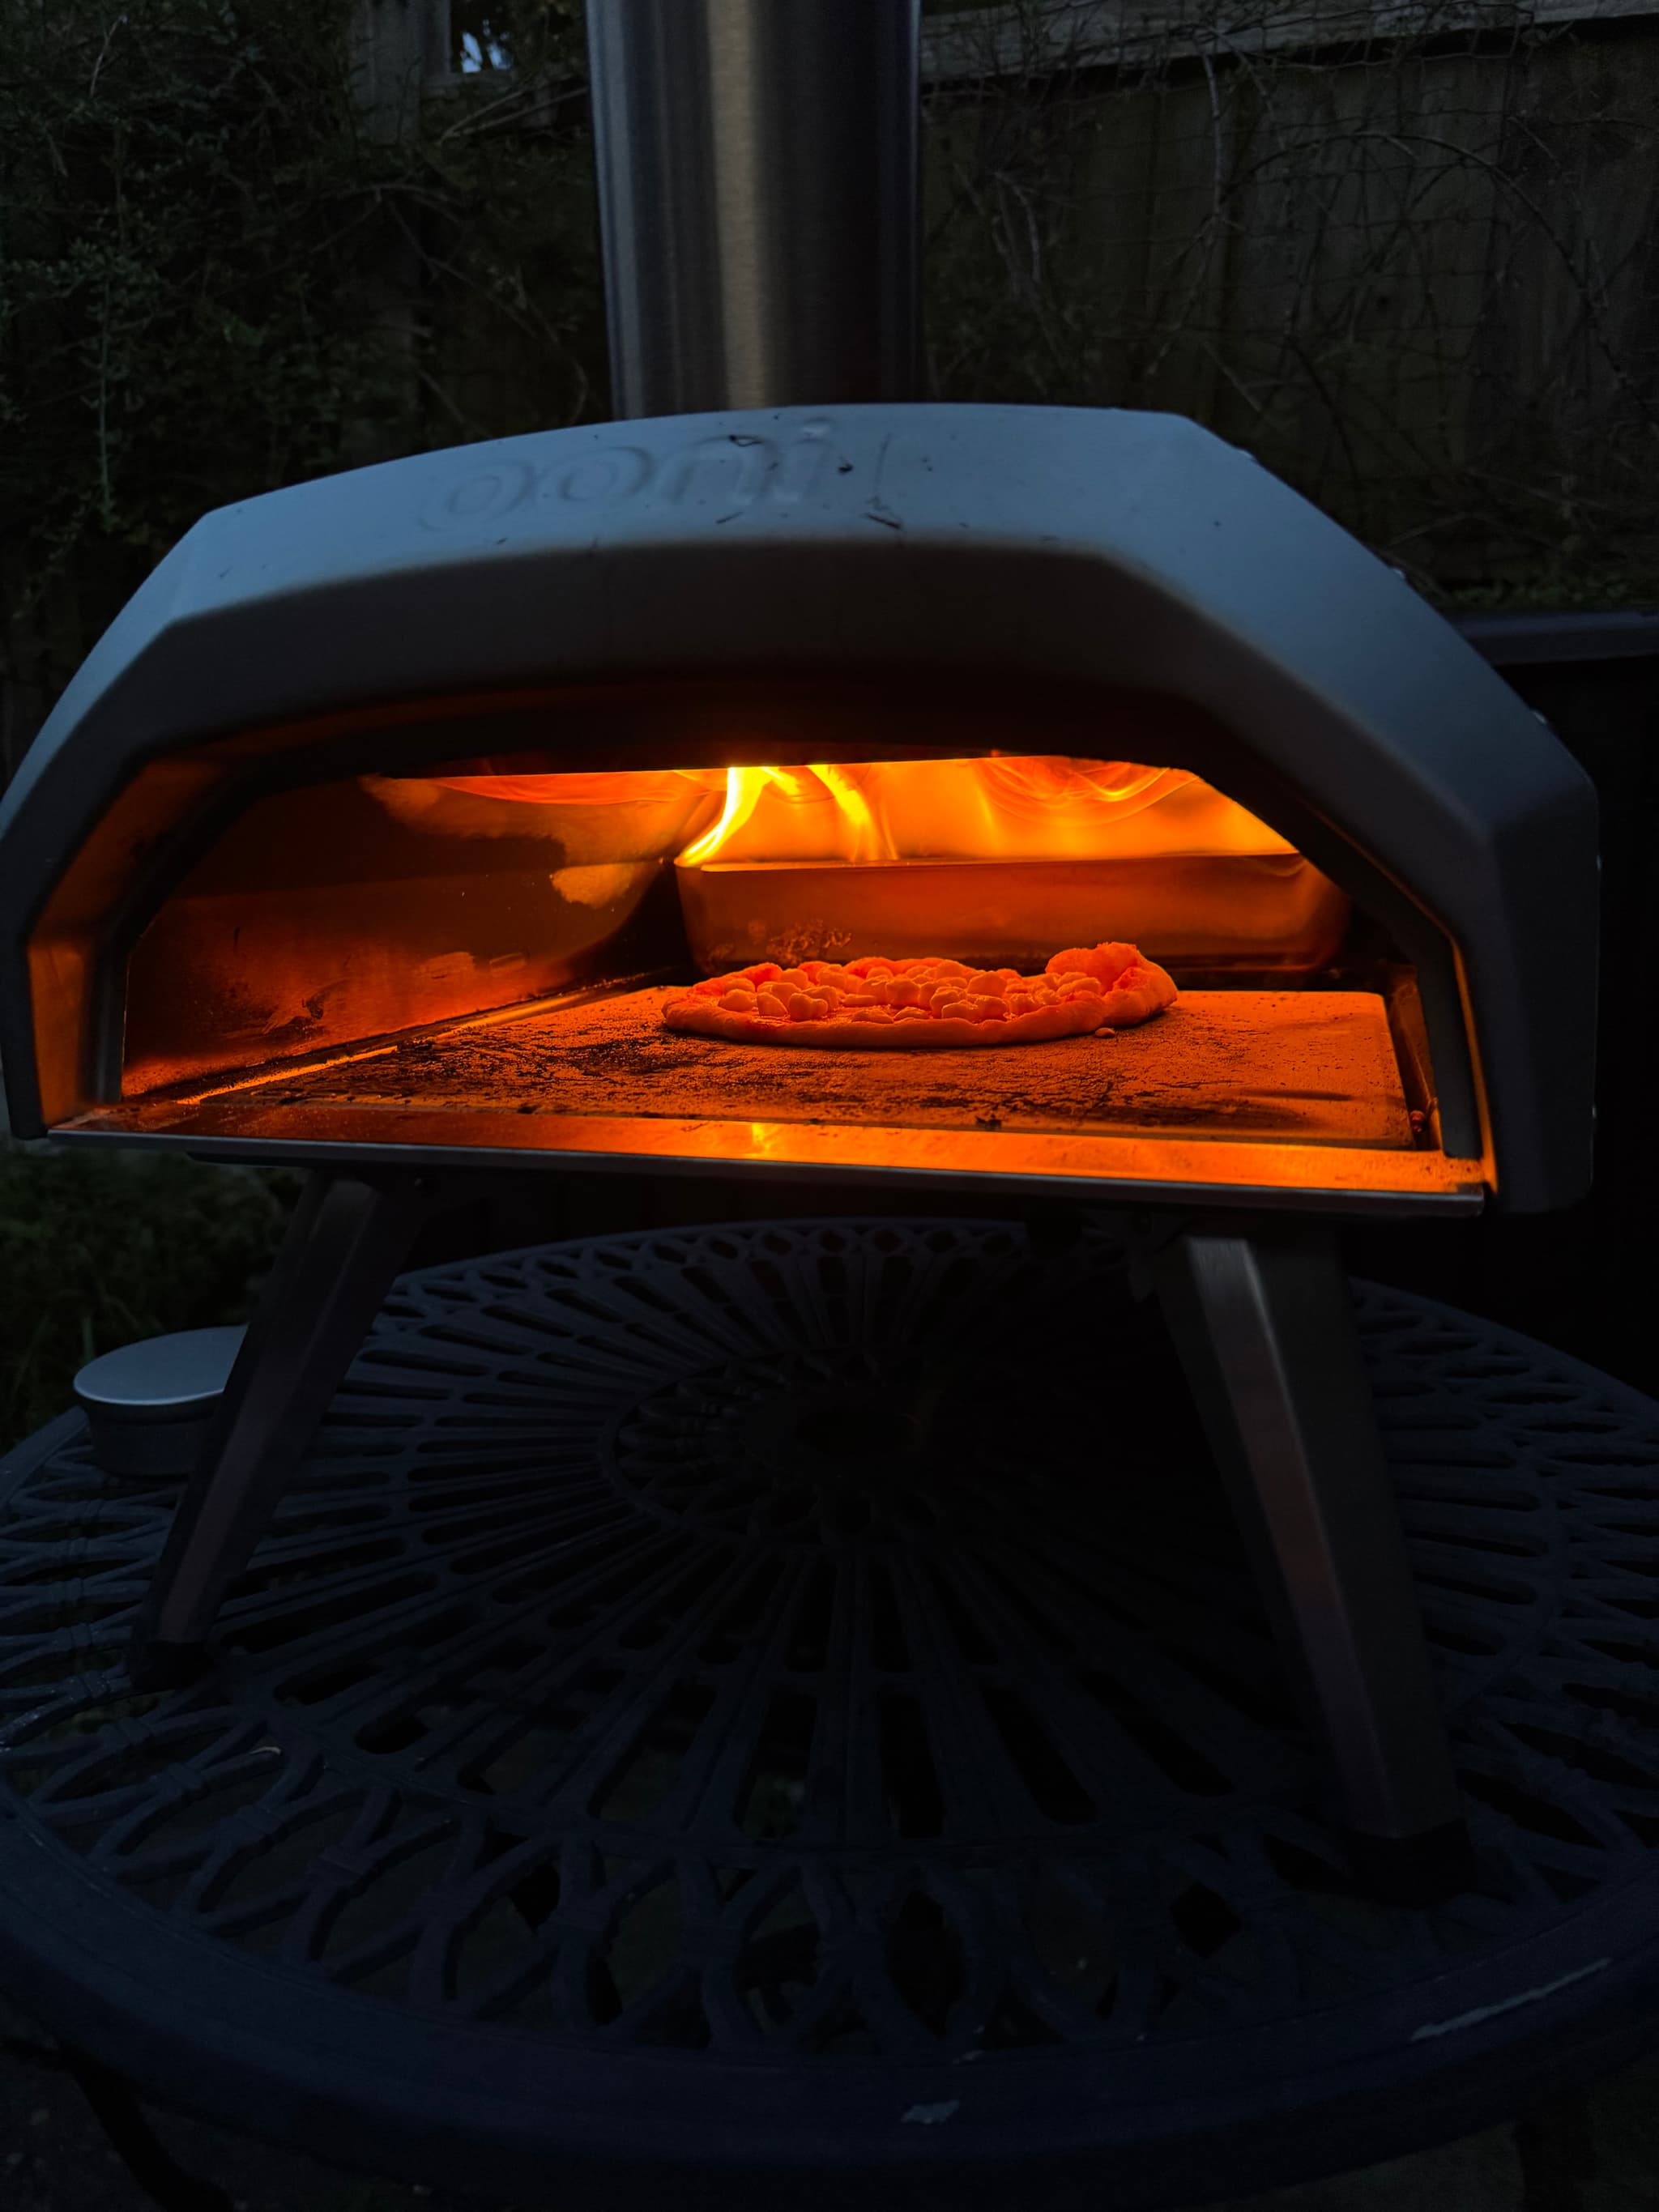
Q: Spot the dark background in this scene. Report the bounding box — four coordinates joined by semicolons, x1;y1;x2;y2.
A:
1346;637;1659;1396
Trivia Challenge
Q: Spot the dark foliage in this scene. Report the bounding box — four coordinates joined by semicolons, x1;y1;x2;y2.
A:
0;1149;298;1448
0;0;603;768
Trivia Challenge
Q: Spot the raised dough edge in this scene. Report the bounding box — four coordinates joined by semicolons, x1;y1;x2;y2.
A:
663;993;1123;1049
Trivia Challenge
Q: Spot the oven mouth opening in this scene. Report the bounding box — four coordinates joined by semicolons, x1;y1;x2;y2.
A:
45;737;1474;1208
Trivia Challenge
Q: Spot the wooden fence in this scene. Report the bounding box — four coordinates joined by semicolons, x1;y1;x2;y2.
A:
420;0;1659;590
918;0;1659;590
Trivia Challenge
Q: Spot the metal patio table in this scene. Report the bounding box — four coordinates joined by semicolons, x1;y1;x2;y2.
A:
1;1217;1657;2211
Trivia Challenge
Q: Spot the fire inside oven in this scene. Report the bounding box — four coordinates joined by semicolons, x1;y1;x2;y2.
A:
76;677;1461;1202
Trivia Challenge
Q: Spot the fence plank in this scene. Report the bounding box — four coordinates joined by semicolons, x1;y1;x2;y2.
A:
923;0;1659;81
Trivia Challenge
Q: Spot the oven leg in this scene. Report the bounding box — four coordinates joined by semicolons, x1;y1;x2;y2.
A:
1149;1217;1474;1906
126;1170;435;1693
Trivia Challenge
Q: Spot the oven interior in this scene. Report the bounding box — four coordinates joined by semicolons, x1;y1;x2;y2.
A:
36;676;1466;1191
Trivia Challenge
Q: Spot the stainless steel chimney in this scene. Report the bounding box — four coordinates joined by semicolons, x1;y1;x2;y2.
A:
584;0;922;417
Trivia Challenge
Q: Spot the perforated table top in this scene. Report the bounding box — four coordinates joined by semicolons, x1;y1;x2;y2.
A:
1;1219;1657;2212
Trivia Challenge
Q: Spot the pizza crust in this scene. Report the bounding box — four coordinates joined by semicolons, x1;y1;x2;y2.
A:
662;944;1178;1048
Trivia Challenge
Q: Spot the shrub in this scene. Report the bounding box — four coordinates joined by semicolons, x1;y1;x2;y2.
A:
0;1148;298;1448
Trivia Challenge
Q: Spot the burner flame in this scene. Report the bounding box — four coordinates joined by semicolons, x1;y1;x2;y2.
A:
675;756;1291;865
402;757;1293;867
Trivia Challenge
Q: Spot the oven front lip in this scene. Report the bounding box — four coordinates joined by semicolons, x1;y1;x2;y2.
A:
45;1116;1486;1219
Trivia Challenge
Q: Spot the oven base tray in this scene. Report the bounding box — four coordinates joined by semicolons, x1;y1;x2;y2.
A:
66;986;1482;1217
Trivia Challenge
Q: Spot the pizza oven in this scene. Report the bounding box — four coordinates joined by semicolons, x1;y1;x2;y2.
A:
0;402;1597;1217
0;1;1597;1222
0;0;1600;1893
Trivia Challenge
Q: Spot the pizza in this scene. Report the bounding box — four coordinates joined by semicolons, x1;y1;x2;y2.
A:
661;942;1177;1048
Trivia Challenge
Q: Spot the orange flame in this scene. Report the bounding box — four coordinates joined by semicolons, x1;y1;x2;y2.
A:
402;757;1292;866
675;757;1292;866
678;763;894;865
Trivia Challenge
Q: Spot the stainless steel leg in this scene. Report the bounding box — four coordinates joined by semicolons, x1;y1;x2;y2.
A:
1150;1217;1473;1903
127;1170;434;1691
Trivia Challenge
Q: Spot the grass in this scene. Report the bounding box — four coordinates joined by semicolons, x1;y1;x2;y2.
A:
0;1146;299;1451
